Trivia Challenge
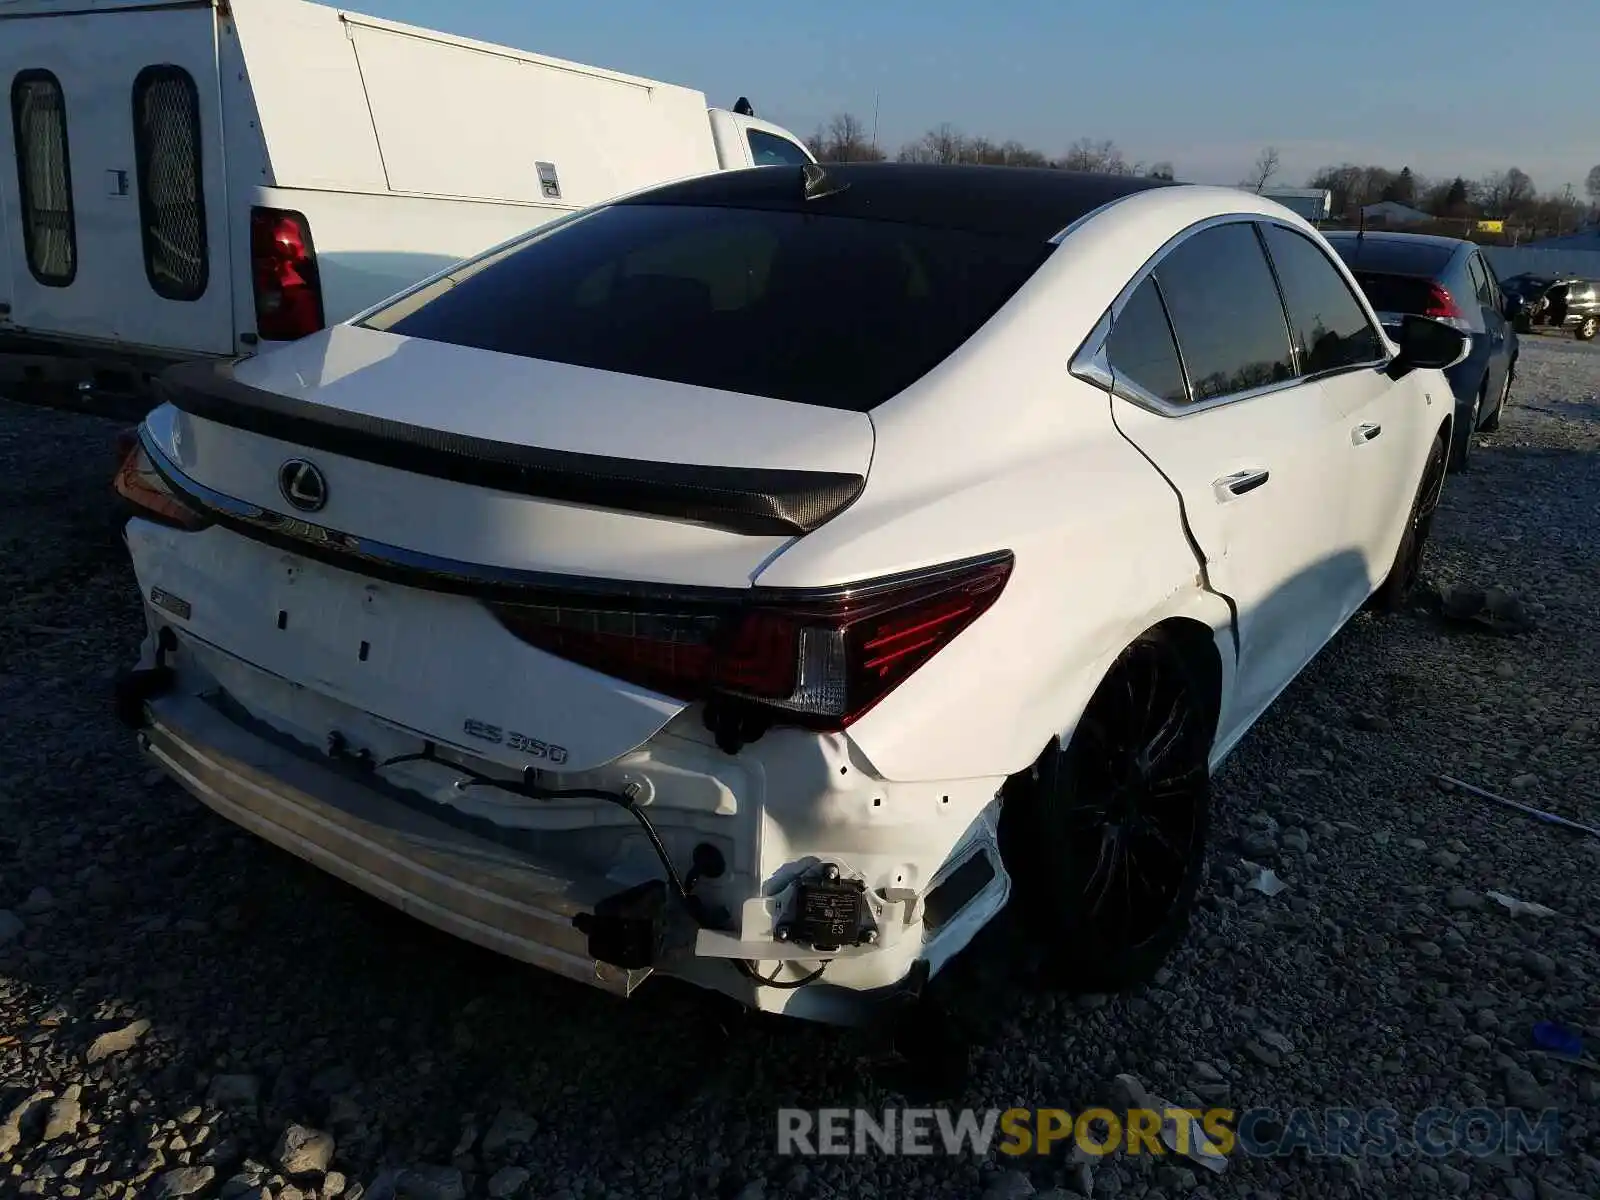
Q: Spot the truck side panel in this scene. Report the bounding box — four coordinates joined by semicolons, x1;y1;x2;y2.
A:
224;0;728;338
343;18;719;208
223;0;386;193
0;4;235;355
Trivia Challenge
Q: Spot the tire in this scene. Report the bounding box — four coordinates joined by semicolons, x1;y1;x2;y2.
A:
1372;432;1448;613
1577;316;1598;342
1448;385;1483;472
1480;366;1511;432
1000;633;1213;993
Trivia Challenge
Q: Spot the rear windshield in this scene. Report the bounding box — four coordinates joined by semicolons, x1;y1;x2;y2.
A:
1348;271;1441;315
359;203;1052;411
1325;236;1455;277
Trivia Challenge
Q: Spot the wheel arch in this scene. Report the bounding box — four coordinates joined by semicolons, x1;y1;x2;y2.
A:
1006;612;1227;789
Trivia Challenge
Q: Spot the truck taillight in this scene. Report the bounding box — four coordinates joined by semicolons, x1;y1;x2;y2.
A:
487;554;1013;731
114;437;208;531
251;207;325;341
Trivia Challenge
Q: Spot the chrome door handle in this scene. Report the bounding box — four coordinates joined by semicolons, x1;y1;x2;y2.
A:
1214;468;1270;501
1353;422;1383;444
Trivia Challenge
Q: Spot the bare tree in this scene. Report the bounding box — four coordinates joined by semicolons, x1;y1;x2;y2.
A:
994;139;1050;168
898;123;967;165
896;125;1051;168
1478;172;1509;217
1587;164;1600;208
808;112;884;163
1145;161;1176;181
1503;167;1536;215
1243;146;1280;193
1058;138;1130;175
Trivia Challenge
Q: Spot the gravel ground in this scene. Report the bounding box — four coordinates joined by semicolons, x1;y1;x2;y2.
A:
1;335;1597;1200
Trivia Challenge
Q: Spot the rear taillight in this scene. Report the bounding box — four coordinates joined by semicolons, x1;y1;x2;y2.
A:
488;555;1013;731
1422;283;1462;321
251;207;325;341
114;438;208;531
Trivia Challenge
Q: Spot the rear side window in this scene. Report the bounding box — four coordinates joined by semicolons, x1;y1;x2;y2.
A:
10;70;76;287
1464;256;1493;308
361;203;1052;411
1260;224;1383;374
1105;276;1188;404
132;65;207;301
1154;222;1295;402
747;130;812;167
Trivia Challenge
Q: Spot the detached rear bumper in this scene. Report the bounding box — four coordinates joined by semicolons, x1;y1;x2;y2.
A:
138;692;650;997
120;605;1010;1024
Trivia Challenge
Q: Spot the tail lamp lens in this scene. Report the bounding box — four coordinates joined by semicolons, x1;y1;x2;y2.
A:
488;555;1013;730
114;438;208;531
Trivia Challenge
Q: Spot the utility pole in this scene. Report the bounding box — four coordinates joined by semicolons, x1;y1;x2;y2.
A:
871;92;880;154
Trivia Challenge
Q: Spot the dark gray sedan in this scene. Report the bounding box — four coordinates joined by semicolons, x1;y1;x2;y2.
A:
1324;231;1519;471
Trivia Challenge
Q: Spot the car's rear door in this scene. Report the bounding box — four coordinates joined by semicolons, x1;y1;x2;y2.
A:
1464;251;1510;403
1257;221;1423;599
1093;219;1361;741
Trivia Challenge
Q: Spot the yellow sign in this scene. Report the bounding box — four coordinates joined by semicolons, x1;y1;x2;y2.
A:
1477;220;1505;233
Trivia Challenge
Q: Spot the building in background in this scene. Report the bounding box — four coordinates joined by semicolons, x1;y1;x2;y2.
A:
1259;187;1333;223
1359;200;1433;227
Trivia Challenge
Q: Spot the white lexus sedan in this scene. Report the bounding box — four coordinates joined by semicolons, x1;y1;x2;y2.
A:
112;164;1469;1024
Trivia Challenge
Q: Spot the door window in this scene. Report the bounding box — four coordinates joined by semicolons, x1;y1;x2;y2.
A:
10;70;76;287
1104;275;1189;404
1260;223;1384;375
747;129;813;167
1154;222;1295;402
132;65;208;301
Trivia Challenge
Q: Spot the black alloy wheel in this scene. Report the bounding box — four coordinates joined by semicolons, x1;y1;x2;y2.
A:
1449;384;1484;472
1001;633;1212;992
1481;366;1512;432
1372;431;1448;613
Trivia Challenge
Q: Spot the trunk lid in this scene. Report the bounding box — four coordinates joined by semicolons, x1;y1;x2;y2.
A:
131;324;875;770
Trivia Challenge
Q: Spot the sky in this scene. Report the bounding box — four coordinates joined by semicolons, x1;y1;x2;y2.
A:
333;0;1597;194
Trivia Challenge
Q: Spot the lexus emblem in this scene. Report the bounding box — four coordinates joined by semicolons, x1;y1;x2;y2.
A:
277;459;328;512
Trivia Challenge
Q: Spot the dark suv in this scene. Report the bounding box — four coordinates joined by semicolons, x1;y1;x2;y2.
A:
1323;231;1518;471
1500;275;1600;341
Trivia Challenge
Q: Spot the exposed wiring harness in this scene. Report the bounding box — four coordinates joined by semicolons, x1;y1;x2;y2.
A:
370;742;827;990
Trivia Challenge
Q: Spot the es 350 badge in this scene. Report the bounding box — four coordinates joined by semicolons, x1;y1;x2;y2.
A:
462;718;569;764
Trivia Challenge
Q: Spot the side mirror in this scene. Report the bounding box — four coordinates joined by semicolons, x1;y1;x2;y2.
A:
1502;293;1525;319
1385;314;1470;379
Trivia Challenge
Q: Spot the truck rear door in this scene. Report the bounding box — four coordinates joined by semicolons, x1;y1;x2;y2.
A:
0;1;233;355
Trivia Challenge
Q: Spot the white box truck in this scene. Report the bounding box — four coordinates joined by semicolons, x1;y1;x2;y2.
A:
0;0;815;413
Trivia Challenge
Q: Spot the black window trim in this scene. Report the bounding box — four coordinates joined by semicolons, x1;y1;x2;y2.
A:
1072;213;1392;418
10;67;77;288
131;62;208;302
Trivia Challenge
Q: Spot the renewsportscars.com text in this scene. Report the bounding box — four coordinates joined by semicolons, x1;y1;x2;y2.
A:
776;1106;1562;1159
